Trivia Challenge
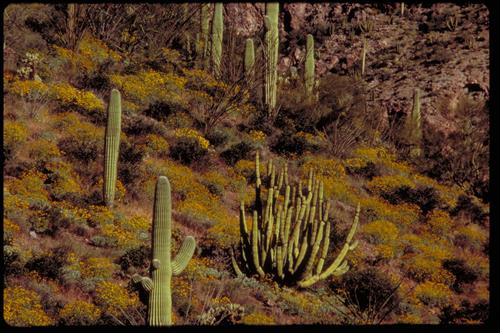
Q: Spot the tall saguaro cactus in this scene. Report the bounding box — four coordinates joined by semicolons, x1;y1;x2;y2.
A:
244;38;255;78
197;3;211;68
133;176;196;326
231;152;360;288
211;3;223;77
264;2;279;116
404;88;423;157
103;89;122;207
305;34;315;99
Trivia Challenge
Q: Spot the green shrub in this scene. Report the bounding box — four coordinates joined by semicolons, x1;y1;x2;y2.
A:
25;247;69;281
170;137;208;166
220;141;254;165
118;245;150;271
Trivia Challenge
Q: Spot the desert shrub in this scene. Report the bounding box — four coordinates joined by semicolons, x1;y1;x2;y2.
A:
122;113;167;136
59;300;102;325
404;255;455;286
118;245;150;271
205;128;231;147
363;220;399;244
220;140;255;166
382;185;443;214
81;257;118;281
25;247;69;280
49;82;105;116
142;133;169;157
197;303;245;325
4;119;29;160
233;159;264;183
442;259;479;292
367;175;415;197
329;268;401;323
439;299;489;324
414;281;453;308
454;224;488;252
27;138;62;166
118;138;146;185
94;281;140;318
143;100;177;121
242;311;275;325
271;130;308;156
451;194;488;224
170;137;209;166
4;245;27;276
426;210;454;234
4;286;53;326
345;160;381;179
58;120;103;162
201;171;229;197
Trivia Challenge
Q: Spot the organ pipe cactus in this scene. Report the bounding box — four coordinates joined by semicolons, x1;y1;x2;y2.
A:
305;34;315;99
211;3;223;77
133;176;196;326
244;38;255;79
264;2;279;116
103;89;122;207
231;152;360;288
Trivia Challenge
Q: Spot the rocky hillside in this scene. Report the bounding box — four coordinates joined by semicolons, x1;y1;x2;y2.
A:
3;3;489;326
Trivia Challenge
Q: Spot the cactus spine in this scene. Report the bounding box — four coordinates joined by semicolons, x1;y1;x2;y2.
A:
231;152;360;287
244;38;255;79
103;89;122;207
133;176;196;326
305;34;315;98
211;3;223;77
264;2;279;116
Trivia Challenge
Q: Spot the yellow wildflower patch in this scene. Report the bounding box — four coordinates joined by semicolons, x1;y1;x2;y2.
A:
59;300;101;325
49;83;104;113
94;281;140;317
173;128;210;149
4;286;53;326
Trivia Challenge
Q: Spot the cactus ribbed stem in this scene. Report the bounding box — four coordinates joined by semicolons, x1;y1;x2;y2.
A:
211;3;223;77
305;34;315;98
133;176;196;326
103;89;122;207
264;2;279;116
244;38;255;78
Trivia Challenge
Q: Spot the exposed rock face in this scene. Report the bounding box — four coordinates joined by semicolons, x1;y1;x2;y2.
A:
223;3;489;136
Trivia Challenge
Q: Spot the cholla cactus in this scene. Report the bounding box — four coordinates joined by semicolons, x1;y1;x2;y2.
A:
133;176;196;326
231;152;360;288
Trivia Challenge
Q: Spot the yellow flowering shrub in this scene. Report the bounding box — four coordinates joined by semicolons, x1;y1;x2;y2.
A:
426;210;454;234
234;159;264;181
59;300;101;325
358;195;420;226
300;157;346;179
404;255;455;286
9;79;49;99
49;83;104;113
362;220;399;244
4;120;28;156
242;311;276;325
352;146;414;174
4;286;53;326
44;160;83;199
143;134;170;157
109;70;187;108
414;281;453;307
165;112;194;129
27;138;62;163
5;170;49;204
94;281;140;317
81;257;118;280
95;178;126;203
173;128;210;149
454;224;488;251
412;174;464;208
366;175;415;196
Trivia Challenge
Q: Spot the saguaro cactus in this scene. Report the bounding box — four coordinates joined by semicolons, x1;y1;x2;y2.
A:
264;2;279;116
211;3;223;77
231;152;360;288
361;38;367;76
103;89;122;207
305;34;315;98
197;3;211;68
244;38;255;78
133;176;196;326
403;88;423;157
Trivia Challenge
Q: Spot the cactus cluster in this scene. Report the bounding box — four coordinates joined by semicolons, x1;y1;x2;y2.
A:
211;3;223;77
231;152;360;288
103;89;122;207
264;2;279;115
133;176;196;326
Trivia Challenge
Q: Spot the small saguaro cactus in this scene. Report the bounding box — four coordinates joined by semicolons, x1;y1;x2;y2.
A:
103;89;122;207
211;3;223;77
244;38;255;79
231;152;360;288
264;2;279;116
305;34;315;98
198;3;211;68
361;38;367;76
133;176;196;326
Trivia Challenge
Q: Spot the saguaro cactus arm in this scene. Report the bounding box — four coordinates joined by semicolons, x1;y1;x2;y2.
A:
171;236;196;275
